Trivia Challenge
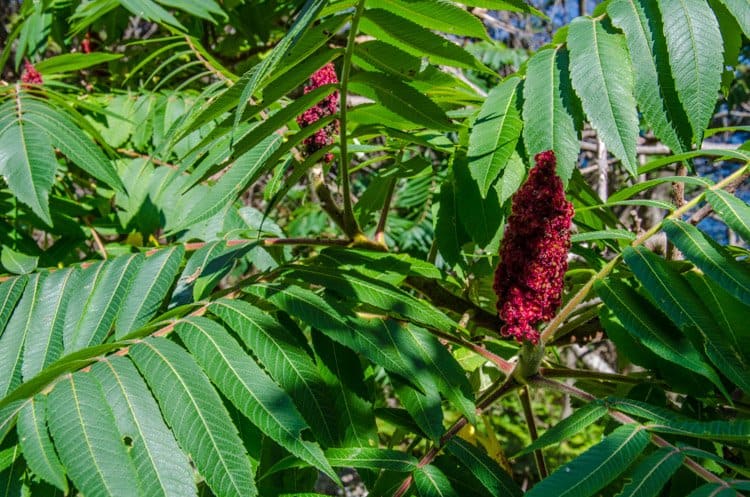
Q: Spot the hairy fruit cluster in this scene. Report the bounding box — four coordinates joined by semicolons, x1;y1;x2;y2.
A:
493;150;574;344
21;60;43;85
295;63;339;163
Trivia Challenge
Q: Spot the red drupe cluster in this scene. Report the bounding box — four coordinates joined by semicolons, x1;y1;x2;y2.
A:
21;60;43;85
295;63;339;163
493;150;574;344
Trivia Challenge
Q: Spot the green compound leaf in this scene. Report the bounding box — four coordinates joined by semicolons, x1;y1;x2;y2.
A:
209;298;338;447
468;76;522;197
596;276;727;398
175;317;337;482
657;0;723;145
568;17;638;175
130;338;258;497
526;424;650;497
92;357;197;497
47;373;139;497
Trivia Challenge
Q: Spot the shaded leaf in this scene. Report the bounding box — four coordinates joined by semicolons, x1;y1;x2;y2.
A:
446;439;522;497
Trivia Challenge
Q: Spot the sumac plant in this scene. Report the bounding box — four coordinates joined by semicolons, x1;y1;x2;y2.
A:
1;0;749;496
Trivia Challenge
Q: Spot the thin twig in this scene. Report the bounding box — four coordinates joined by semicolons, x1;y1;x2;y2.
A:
519;385;548;478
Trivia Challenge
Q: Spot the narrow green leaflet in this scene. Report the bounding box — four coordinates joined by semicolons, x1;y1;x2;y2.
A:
155;0;226;22
47;373;139;497
0;276;26;338
176;134;281;228
119;0;184;30
209;298;338;447
468;76;522;197
414;464;460;497
523;47;580;184
366;0;489;39
617;447;684;497
116;246;184;337
571;229;636;243
662;220;750;305
176;317;337;481
607;0;691;154
568;17;638;175
360;9;491;73
705;190;750;243
391;376;444;441
514;402;607;457
0;247;37;275
0;109;57;225
313;331;377;448
718;0;750;37
646;418;750;442
169;240;225;308
526;424;649;497
34;53;122;73
283;265;458;334
349;72;454;130
0;274;42;398
17;395;67;492
595;277;727;397
399;324;476;425
92;357;198;497
463;0;547;17
67;254;142;351
21;267;77;380
657;0;723;144
447;439;522;497
324;448;418;472
130;338;258;497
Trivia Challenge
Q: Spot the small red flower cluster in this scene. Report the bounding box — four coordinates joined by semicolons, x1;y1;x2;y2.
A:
296;63;339;163
493;150;574;344
21;60;43;85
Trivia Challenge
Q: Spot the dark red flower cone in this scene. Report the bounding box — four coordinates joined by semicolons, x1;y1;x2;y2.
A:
493;150;574;344
296;63;339;162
